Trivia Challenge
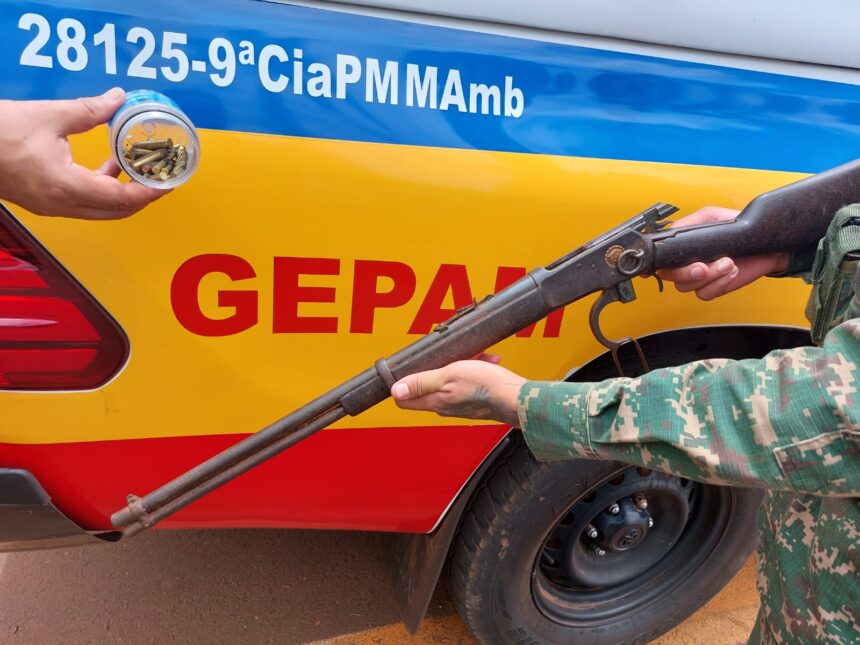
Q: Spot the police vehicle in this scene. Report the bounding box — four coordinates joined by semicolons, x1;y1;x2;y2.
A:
2;1;858;643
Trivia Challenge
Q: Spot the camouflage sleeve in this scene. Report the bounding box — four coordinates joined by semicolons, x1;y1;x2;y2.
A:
517;318;860;496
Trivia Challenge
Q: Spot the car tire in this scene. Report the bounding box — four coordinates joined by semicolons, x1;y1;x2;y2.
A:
449;437;762;645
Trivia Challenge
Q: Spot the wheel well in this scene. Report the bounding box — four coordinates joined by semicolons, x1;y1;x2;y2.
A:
568;324;811;382
391;324;808;633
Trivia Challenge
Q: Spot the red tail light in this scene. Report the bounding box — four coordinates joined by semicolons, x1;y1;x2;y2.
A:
0;204;129;389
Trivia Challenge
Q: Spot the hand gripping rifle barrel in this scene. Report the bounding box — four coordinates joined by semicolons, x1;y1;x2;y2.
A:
111;157;860;537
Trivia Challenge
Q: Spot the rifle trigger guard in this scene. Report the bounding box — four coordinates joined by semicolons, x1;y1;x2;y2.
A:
588;282;651;377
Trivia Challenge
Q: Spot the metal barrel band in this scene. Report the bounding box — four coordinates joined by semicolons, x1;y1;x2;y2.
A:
374;358;397;390
125;494;155;529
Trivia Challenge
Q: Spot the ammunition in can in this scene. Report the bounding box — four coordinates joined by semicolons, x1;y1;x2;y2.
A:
125;138;190;182
130;149;168;170
132;138;173;151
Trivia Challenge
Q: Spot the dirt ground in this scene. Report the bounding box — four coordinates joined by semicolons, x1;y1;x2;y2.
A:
0;529;758;645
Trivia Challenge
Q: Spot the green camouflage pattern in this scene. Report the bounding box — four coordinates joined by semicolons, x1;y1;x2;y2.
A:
518;261;860;643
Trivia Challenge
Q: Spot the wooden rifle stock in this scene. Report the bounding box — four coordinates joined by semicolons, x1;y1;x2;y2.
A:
649;157;860;269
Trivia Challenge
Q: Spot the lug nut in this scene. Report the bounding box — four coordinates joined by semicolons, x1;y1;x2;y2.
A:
634;495;648;510
648;517;654;528
586;525;598;539
592;545;606;557
608;503;620;515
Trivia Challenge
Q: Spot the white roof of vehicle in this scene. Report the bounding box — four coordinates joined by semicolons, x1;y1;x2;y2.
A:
331;0;859;70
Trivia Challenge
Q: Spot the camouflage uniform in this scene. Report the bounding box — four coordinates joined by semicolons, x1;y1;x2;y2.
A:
517;208;860;644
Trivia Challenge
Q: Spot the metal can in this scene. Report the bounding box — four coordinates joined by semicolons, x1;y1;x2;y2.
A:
109;89;200;189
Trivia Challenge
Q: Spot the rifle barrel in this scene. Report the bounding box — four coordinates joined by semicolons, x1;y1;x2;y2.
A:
112;275;552;535
118;407;346;536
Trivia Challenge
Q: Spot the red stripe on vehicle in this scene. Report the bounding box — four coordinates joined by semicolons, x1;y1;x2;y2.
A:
0;424;509;533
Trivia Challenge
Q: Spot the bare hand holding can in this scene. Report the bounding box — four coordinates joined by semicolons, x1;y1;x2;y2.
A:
0;88;166;220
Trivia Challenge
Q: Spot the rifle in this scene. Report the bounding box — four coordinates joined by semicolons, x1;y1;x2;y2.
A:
111;157;860;538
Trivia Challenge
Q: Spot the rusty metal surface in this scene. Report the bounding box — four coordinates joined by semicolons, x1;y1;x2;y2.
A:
110;158;860;537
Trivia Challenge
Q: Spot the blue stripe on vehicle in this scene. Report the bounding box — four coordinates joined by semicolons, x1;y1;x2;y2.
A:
2;0;859;173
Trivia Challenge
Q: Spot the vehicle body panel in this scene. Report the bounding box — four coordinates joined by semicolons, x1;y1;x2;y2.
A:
1;0;857;534
331;0;860;69
0;468;115;551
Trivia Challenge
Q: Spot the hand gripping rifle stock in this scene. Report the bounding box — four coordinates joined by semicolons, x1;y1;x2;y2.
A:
111;157;860;538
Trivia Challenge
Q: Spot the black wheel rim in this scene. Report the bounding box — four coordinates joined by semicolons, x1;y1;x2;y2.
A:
532;466;734;626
